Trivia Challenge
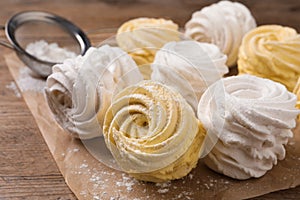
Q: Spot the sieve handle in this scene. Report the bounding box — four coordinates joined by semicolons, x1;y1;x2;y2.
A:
0;25;14;49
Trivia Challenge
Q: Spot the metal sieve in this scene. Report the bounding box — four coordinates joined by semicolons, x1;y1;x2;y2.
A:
0;11;91;78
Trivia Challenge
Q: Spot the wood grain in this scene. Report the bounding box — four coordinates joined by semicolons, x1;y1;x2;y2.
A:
0;52;76;199
0;0;299;199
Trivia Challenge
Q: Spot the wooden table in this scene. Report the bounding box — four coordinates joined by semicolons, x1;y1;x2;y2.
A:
0;0;299;199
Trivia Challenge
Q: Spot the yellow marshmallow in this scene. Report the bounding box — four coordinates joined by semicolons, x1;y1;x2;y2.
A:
116;18;179;79
293;77;300;120
238;25;300;91
102;81;205;182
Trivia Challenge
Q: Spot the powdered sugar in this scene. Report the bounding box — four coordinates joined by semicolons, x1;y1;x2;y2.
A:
5;81;21;98
116;173;138;191
155;181;171;190
25;40;77;63
80;163;88;169
17;67;45;92
157;188;169;194
73;162;199;200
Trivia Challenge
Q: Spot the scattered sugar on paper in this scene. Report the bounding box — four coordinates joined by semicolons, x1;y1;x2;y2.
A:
5;81;21;98
155;181;171;188
172;191;193;200
155;181;171;194
89;171;140;199
80;163;88;169
73;160;201;200
73;148;79;152
68;148;79;153
76;165;133;197
17;68;46;92
116;173;138;191
25;40;77;63
157;188;169;194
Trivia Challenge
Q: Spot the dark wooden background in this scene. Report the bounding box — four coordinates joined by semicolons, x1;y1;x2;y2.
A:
0;0;299;199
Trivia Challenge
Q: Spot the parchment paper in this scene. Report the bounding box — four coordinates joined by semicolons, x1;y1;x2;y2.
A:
5;53;300;200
